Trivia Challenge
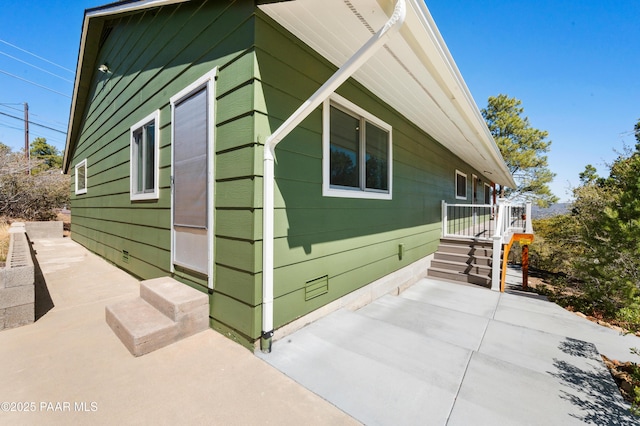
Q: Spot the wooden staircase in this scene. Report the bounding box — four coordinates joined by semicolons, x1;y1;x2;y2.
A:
427;238;495;287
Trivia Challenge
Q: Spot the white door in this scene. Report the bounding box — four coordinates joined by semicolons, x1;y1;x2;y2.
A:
171;73;215;287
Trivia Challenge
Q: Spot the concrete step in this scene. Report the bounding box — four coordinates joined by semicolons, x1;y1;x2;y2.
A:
106;298;178;357
427;267;492;288
434;251;492;266
140;277;209;336
106;277;209;357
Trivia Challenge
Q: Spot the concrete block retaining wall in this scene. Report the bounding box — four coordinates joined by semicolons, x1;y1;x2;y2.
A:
1;223;35;330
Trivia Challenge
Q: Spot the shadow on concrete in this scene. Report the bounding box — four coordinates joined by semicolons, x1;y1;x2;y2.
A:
551;338;636;425
29;241;54;321
559;337;598;358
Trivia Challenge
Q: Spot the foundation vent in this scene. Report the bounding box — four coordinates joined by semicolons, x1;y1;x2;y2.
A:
305;275;329;301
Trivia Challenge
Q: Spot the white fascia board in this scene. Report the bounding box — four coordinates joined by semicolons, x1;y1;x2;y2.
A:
404;0;515;187
85;0;191;18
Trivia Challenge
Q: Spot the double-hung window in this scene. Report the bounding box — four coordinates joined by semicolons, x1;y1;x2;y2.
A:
130;111;159;200
323;94;392;200
455;170;467;200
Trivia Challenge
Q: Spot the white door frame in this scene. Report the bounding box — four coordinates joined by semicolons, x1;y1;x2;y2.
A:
170;67;217;290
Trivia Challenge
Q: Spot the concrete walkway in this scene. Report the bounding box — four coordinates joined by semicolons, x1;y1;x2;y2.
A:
3;237;640;425
0;238;357;425
259;276;640;425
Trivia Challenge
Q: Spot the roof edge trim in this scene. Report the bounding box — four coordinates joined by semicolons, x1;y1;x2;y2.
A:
63;0;192;173
86;0;191;18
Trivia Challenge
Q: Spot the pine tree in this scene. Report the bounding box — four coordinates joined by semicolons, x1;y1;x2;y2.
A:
482;94;558;207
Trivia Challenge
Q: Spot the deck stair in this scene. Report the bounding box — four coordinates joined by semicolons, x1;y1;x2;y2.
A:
106;277;209;357
427;238;495;287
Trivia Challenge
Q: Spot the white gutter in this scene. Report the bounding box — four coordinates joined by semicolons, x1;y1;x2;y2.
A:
260;0;407;353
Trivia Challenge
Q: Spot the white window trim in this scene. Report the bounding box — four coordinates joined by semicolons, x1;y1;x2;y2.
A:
168;67;217;290
472;174;478;203
455;169;467;200
75;159;87;195
322;93;393;200
130;110;160;200
484;182;492;205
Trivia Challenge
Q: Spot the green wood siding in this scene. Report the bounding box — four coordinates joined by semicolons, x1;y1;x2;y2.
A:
69;0;260;343
69;1;497;348
253;11;495;333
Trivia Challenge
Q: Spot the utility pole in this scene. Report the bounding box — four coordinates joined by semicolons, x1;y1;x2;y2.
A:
24;102;30;174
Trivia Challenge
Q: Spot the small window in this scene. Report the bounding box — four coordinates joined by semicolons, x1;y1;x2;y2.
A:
130;111;159;200
455;170;467;200
75;159;87;195
323;94;392;200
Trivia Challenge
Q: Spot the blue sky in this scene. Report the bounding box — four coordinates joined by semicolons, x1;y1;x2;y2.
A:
1;1;638;201
426;0;640;200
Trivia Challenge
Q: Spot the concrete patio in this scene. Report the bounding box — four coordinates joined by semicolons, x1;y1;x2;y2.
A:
259;275;640;425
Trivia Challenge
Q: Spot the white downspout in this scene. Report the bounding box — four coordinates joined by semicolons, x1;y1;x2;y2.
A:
260;0;407;353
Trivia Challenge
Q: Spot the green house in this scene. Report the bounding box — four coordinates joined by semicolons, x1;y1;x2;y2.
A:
63;0;515;350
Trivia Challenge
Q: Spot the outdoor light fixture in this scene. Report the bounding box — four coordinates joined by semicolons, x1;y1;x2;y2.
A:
98;64;111;74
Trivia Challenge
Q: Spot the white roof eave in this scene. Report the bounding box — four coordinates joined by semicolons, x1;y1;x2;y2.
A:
259;0;515;188
65;0;515;187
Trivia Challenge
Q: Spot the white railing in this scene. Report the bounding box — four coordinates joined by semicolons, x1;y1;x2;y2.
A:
441;202;495;240
442;199;532;291
490;199;533;291
491;199;533;242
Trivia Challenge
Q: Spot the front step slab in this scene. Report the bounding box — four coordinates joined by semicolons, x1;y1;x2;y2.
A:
140;277;209;338
106;297;178;357
141;277;208;321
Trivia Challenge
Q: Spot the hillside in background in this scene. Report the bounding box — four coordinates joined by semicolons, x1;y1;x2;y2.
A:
531;203;571;219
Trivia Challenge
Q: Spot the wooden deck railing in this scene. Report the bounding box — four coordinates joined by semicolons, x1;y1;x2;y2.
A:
442;199;533;291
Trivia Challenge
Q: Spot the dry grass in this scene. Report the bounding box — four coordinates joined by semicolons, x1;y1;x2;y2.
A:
0;218;11;263
56;210;71;237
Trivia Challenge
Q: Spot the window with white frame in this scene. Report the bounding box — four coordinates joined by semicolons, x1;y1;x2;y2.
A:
455;170;467;200
323;95;392;200
130;111;159;200
484;183;492;204
75;159;87;195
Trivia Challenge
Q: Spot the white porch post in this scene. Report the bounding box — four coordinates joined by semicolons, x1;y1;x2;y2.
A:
491;199;505;291
525;201;533;234
441;200;447;238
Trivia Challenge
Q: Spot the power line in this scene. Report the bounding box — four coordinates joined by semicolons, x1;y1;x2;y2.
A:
0;121;24;132
0;69;71;99
0;39;74;74
0;103;67;128
0;103;25;114
619;129;638;137
0;51;73;83
0;110;67;135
